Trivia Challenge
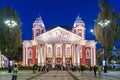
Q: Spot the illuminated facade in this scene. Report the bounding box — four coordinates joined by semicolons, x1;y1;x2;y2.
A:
0;51;8;68
22;16;96;67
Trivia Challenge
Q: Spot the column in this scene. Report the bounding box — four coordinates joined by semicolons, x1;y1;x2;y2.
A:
71;44;73;65
26;47;28;66
93;47;96;65
73;44;76;66
44;45;47;65
37;45;41;66
77;44;80;66
32;45;36;65
90;47;93;66
22;47;26;66
52;44;55;68
62;44;65;66
41;44;44;66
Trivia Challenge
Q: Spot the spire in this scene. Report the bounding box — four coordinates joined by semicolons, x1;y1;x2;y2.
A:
75;15;83;23
33;15;45;28
34;15;43;23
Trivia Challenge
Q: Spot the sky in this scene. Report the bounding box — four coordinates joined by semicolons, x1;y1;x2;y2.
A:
0;0;120;49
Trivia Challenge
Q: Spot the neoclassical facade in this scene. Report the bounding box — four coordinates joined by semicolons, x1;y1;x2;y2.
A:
22;16;96;67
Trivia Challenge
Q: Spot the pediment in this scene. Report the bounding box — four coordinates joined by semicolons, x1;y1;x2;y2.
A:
37;26;81;43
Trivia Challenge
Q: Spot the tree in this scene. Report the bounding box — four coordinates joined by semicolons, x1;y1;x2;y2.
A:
0;7;22;72
94;0;120;72
96;50;103;65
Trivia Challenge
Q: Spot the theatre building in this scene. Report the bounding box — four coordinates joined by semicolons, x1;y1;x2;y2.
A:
22;16;96;67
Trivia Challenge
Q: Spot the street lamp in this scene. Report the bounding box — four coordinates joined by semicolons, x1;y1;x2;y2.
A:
4;20;17;29
98;19;110;73
98;19;110;27
4;19;17;73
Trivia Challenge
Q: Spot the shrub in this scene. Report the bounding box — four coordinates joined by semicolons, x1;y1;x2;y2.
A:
79;64;89;70
18;66;32;70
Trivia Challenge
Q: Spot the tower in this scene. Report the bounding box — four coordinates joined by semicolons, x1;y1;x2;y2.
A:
72;15;86;40
32;16;46;40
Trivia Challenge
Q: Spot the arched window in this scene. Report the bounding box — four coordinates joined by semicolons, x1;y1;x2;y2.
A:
67;47;70;55
48;47;51;56
57;47;61;57
36;29;40;36
29;48;32;57
86;48;91;59
29;51;32;57
79;46;82;58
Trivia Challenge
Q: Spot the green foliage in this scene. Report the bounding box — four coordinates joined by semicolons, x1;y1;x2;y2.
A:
94;0;120;60
19;66;33;70
96;50;103;65
79;64;89;70
0;7;22;61
33;64;38;70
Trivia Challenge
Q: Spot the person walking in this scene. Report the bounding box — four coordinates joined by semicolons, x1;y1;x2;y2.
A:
32;65;35;73
89;66;92;71
98;65;102;76
93;65;97;77
12;64;19;80
81;66;84;76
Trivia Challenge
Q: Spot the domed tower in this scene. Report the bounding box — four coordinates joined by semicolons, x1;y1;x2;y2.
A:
72;15;86;40
32;16;46;40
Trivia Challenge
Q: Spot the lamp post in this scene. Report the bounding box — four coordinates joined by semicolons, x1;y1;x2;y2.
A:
4;19;17;73
98;19;110;73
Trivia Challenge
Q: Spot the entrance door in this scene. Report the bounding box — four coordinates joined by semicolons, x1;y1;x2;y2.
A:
65;58;72;68
56;58;62;65
86;59;91;66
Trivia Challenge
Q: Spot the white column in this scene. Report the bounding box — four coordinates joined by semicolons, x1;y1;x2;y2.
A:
52;44;55;68
90;47;93;66
44;45;46;65
41;44;44;66
26;47;28;66
77;44;80;66
93;47;96;65
63;44;65;66
22;47;25;66
71;44;74;65
73;44;76;66
38;45;41;66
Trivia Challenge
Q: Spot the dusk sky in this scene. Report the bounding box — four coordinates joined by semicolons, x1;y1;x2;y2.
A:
0;0;120;49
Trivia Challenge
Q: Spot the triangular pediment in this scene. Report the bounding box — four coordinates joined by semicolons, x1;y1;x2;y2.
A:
37;26;81;43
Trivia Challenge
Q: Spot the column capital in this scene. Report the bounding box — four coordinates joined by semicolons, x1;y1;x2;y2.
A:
31;40;38;45
80;40;87;45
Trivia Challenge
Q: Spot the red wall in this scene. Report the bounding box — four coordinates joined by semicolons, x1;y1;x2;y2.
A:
80;45;86;65
32;46;36;64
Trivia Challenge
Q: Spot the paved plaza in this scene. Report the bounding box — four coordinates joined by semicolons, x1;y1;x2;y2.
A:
0;70;120;80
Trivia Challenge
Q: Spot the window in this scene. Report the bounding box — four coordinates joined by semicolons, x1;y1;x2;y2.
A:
48;47;51;56
57;47;61;57
79;33;82;36
36;33;39;36
28;48;32;57
29;51;32;57
41;30;44;33
36;52;38;58
79;46;82;58
66;47;71;57
86;48;91;59
36;29;40;36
